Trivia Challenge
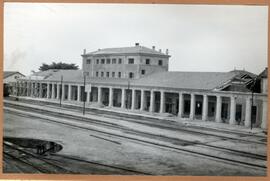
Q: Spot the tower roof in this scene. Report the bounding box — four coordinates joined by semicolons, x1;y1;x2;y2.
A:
84;44;170;57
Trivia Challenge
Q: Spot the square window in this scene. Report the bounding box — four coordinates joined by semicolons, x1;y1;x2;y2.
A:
158;60;163;66
112;59;116;64
118;72;121;78
118;58;122;64
146;59;150;65
106;72;110;77
112;72;115;77
128;58;134;64
101;72;104;77
86;59;91;64
141;70;145;75
101;59;105;64
129;72;134;78
96;72;99;77
106;58;111;64
96;59;99;64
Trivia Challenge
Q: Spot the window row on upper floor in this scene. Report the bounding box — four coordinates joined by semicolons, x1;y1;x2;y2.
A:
95;71;122;78
85;71;143;79
86;58;164;66
89;69;146;79
86;58;122;65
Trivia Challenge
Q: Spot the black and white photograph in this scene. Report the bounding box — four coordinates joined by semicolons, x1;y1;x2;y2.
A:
3;3;268;176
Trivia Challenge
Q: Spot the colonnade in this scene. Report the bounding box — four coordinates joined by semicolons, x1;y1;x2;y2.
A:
14;80;268;129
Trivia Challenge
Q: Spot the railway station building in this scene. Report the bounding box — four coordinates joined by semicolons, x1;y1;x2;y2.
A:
12;43;268;129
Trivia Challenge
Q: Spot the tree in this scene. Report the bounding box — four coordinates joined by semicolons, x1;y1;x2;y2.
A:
38;62;79;71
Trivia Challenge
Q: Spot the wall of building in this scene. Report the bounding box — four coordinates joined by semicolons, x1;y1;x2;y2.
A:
261;78;268;93
82;54;169;79
4;73;24;84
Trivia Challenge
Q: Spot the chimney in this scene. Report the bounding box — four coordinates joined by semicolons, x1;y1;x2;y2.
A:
166;49;169;55
159;49;162;53
152;46;155;50
83;49;86;55
135;43;140;46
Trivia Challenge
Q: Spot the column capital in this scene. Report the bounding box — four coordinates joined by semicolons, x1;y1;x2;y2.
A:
231;95;236;98
246;96;252;101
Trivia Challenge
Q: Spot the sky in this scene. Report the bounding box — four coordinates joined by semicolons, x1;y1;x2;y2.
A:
4;3;268;75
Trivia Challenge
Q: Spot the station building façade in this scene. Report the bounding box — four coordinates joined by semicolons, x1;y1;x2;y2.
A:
12;43;268;129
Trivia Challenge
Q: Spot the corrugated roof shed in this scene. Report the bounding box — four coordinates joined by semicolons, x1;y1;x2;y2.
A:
21;69;255;91
4;71;24;78
131;71;241;90
258;68;268;78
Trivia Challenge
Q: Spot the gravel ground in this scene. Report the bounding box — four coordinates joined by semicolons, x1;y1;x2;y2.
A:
3;110;267;176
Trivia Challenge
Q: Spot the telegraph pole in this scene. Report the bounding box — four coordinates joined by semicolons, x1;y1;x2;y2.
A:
126;80;130;109
16;80;19;101
59;75;63;107
83;75;86;115
250;77;257;130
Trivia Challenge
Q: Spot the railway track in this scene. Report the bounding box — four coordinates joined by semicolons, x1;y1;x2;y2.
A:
3;142;76;173
4;98;267;144
9;99;266;140
3;141;150;175
4;101;267;170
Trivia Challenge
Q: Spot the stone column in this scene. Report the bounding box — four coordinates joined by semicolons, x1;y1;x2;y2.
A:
178;93;183;117
131;89;136;110
160;90;165;113
31;82;34;97
202;94;208;121
51;84;55;99
17;82;20;96
68;84;72;101
215;95;222;123
140;90;145;111
149;90;155;112
190;94;195;120
97;86;102;104
56;84;61;99
261;99;268;129
39;83;43;98
77;85;81;102
245;97;252;127
61;84;65;100
22;82;25;96
34;83;37;97
229;96;236;125
109;87;113;107
47;83;50;99
26;82;30;96
121;88;126;109
87;91;91;102
21;82;24;96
